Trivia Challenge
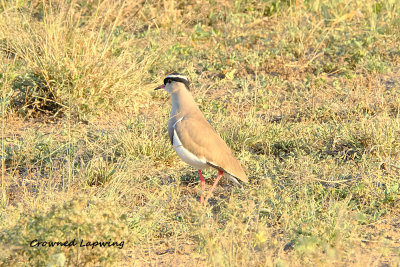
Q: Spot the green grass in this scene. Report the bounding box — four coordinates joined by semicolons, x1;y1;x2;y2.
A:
1;0;400;265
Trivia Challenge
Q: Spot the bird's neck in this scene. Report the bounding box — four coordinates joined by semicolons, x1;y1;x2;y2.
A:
170;89;198;118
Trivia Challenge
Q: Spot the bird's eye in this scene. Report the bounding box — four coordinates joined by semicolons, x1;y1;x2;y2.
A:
167;79;172;83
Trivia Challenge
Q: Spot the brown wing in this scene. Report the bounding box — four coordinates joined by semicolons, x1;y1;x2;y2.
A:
174;114;248;182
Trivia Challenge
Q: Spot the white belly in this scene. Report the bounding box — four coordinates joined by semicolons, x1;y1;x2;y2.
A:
173;130;208;170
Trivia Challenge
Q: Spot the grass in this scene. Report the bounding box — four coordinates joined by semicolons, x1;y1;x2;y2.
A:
1;0;399;265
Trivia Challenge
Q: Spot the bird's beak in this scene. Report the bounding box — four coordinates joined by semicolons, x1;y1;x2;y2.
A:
154;84;165;90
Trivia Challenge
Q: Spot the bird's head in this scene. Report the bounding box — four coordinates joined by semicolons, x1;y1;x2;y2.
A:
155;73;190;93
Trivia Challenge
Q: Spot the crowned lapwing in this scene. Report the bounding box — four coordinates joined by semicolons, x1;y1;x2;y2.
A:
155;73;248;204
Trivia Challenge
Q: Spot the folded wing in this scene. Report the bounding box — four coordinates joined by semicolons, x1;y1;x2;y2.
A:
174;115;248;183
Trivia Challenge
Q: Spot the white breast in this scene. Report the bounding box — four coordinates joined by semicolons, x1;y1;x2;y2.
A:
173;129;208;170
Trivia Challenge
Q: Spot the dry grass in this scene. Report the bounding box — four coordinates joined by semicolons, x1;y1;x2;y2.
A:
1;0;400;266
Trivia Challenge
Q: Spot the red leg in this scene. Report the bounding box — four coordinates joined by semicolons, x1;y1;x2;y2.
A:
198;170;205;204
205;170;224;203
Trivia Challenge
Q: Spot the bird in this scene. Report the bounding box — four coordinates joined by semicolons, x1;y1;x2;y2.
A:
155;73;248;204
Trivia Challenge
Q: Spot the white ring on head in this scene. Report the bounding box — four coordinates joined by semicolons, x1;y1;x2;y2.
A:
165;74;188;81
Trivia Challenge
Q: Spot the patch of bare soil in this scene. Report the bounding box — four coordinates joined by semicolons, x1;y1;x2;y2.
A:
123;239;205;266
354;209;400;266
